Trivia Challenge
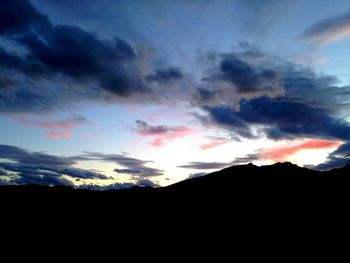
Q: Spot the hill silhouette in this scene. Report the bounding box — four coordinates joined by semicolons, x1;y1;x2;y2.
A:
2;161;350;232
1;162;350;205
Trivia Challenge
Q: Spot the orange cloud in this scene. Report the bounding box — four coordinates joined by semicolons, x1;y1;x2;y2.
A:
199;140;228;150
261;139;342;161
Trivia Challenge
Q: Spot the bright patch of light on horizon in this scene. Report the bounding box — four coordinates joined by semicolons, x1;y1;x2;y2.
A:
288;148;334;167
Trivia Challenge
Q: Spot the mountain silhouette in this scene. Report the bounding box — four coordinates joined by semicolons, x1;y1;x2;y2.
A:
2;162;350;231
1;162;349;203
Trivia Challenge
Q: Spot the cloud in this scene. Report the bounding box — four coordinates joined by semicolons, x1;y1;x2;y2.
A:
199;140;228;150
261;139;342;161
203;53;282;94
145;67;183;83
193;46;285;108
178;161;229;170
73;151;164;177
0;144;109;187
46;131;72;139
231;153;259;165
203;96;350;142
301;11;350;45
219;54;281;93
314;142;350;170
82;178;159;190
0;144;75;167
0;0;154;113
235;0;300;35
187;172;207;179
0;0;51;35
134;120;194;147
114;169;142;175
14;114;88;139
34;115;88;129
0;144;162;187
179;153;259;170
196;45;350;144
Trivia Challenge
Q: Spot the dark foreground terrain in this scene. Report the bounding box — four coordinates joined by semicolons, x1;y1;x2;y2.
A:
1;162;350;210
2;162;350;243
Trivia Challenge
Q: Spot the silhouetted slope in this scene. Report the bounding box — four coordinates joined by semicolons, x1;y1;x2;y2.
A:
1;162;350;207
162;162;350;206
164;162;334;192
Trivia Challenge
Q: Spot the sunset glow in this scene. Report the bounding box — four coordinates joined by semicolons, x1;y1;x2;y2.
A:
1;0;350;189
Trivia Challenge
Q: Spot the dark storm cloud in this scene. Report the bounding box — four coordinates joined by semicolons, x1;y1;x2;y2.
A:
194;48;284;108
0;0;51;35
73;152;164;177
202;105;254;139
219;55;280;93
301;11;350;45
196;46;350;158
195;45;350;171
0;0;152;113
203;96;350;142
145;67;184;83
204;54;281;94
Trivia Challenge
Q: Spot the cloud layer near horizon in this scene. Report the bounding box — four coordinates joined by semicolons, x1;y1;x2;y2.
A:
0;144;162;188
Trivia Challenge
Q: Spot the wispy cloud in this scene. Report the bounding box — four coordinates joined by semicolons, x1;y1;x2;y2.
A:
302;11;350;45
179;153;258;170
13;114;88;139
35;115;88;129
46;131;72;139
73;151;164;177
199;139;228;150
134;120;195;147
178;161;229;170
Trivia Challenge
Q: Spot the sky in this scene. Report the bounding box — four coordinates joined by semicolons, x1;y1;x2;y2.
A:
1;0;350;189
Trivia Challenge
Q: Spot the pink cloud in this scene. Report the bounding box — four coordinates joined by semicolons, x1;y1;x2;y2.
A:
46;131;72;139
199;140;228;150
12;115;88;140
135;120;195;147
261;139;342;161
36;115;87;129
150;127;194;147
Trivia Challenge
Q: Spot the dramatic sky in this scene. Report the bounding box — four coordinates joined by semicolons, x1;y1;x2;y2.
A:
1;0;350;189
